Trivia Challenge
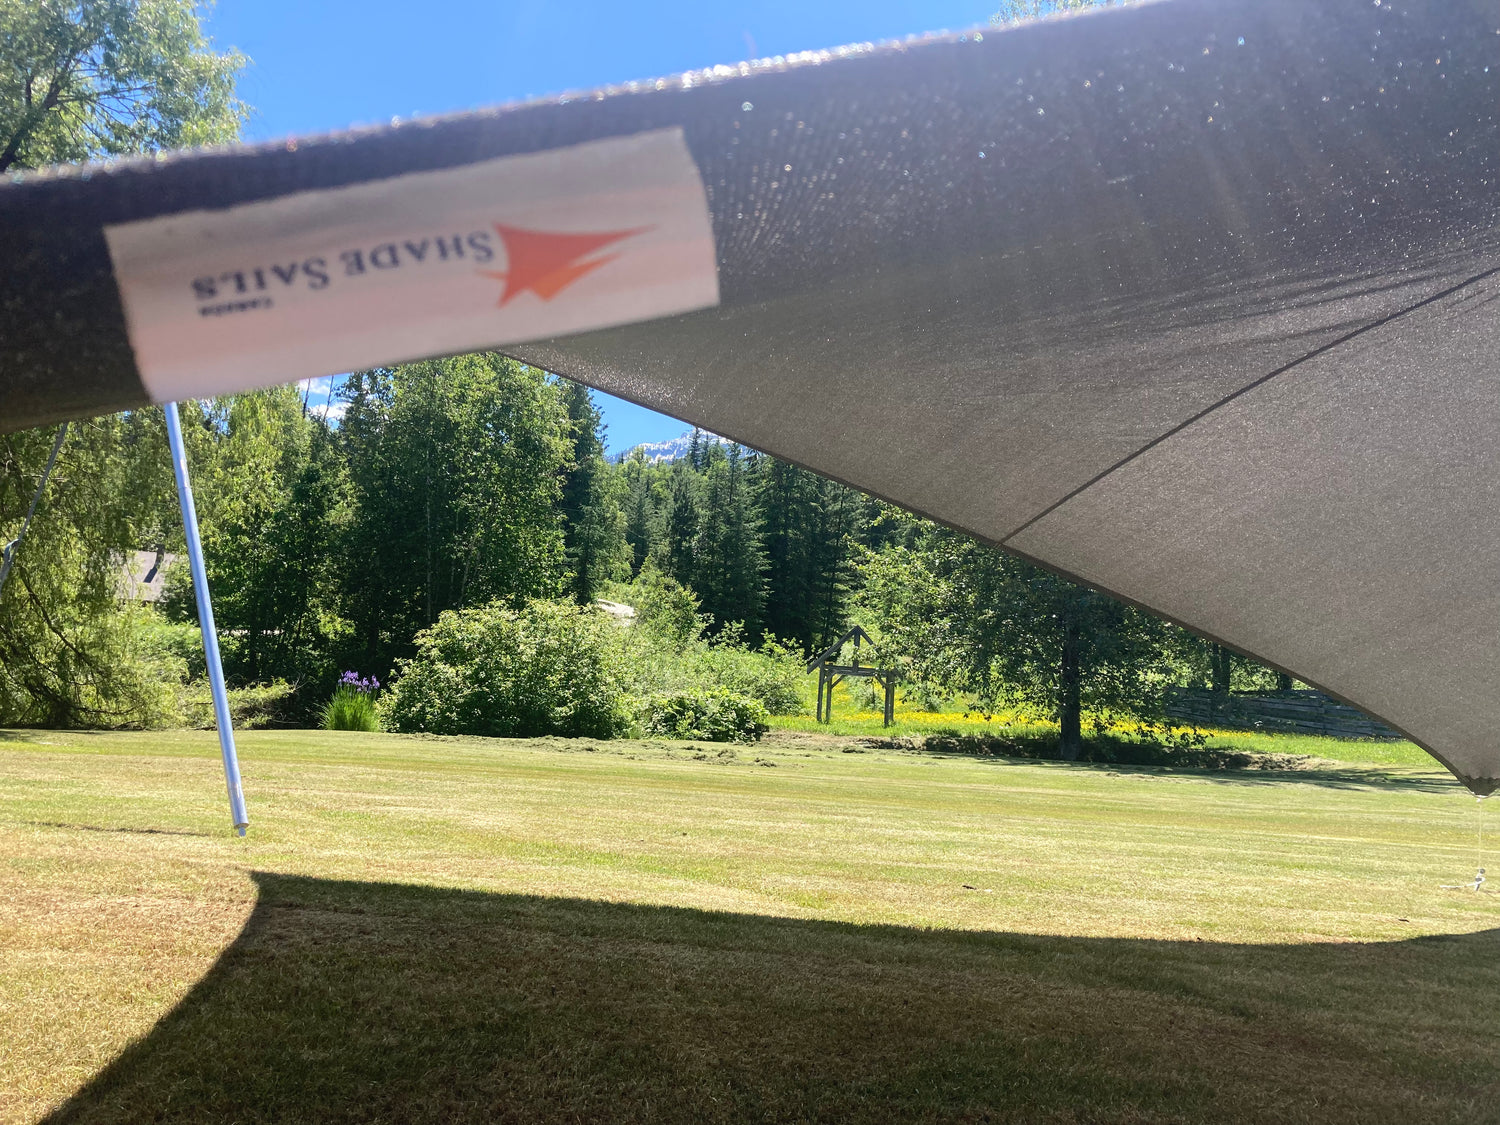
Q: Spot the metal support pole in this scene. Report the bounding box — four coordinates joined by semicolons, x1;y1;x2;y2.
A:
164;403;248;836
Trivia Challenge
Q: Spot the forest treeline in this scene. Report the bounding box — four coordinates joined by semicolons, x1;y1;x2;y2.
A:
0;0;1259;752
0;353;1289;753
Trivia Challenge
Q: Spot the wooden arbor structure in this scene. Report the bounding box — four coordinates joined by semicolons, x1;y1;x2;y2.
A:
807;625;896;726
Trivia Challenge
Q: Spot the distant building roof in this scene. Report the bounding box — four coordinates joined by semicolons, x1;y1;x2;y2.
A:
119;549;177;603
594;599;637;624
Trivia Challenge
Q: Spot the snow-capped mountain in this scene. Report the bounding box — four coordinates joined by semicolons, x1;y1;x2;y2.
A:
616;430;732;463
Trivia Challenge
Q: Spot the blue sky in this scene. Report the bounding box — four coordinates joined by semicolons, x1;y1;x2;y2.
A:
203;0;991;453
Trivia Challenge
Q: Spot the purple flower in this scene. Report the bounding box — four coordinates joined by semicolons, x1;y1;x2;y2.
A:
339;670;379;694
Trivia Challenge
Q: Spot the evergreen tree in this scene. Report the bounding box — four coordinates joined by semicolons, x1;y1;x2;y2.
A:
556;379;625;604
691;445;766;633
856;495;926;552
809;476;857;649
664;462;700;590
758;459;859;651
758;458;808;643
618;450;668;577
335;369;398;670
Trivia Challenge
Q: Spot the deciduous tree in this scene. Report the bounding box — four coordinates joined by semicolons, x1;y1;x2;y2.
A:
167;386;347;686
857;531;1181;758
337;355;570;674
0;0;245;172
0;0;245;724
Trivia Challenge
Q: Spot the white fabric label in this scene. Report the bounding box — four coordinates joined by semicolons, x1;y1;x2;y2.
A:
104;128;720;402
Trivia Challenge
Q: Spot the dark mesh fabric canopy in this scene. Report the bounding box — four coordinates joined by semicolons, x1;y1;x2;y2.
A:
2;0;1497;788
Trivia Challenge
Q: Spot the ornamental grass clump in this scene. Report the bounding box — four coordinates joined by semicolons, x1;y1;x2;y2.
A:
322;671;380;732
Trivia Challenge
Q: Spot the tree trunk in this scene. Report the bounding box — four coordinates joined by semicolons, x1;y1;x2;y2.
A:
0;70;69;174
1275;671;1293;693
1058;617;1083;761
1210;644;1232;697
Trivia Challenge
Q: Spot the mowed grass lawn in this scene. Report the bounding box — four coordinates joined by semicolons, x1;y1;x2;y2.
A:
2;728;1498;1124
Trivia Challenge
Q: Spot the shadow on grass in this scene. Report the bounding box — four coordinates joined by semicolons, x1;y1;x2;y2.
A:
43;872;1500;1124
21;820;212;837
875;730;1458;794
0;729;113;742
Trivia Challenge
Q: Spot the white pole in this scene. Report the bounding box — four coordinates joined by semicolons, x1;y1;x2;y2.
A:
164;402;248;836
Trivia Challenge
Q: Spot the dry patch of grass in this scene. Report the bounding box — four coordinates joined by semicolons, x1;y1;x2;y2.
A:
2;728;1498;1123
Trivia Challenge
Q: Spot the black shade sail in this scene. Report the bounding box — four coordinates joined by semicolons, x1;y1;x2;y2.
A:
2;0;1497;789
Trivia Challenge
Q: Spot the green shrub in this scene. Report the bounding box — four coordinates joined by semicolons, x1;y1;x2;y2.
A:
693;631;805;715
182;679;300;730
382;599;635;738
613;582;807;717
908;682;948;712
641;688;769;743
628;563;706;646
138;615;205;680
231;681;301;728
846;675;880;712
602;570;807;720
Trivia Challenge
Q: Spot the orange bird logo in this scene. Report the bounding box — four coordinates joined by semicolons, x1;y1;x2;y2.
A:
479;223;651;307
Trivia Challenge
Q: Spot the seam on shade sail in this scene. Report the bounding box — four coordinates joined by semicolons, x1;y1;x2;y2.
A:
998;261;1500;545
